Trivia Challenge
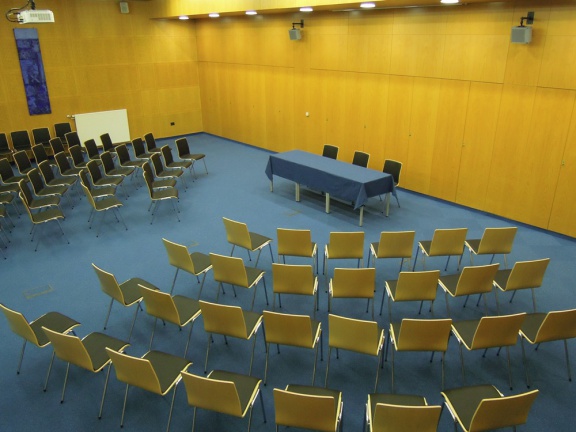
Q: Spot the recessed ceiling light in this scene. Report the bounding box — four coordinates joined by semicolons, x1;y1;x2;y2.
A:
360;2;376;8
440;0;459;3
209;13;220;18
246;10;257;15
178;15;190;20
300;7;313;12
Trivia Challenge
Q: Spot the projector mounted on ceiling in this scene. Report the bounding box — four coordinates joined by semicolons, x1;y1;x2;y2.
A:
17;9;55;24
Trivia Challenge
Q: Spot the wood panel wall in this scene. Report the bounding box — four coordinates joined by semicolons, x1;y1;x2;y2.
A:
195;1;576;237
0;0;202;141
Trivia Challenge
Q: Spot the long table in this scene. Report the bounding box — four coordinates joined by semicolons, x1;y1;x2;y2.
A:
265;150;394;226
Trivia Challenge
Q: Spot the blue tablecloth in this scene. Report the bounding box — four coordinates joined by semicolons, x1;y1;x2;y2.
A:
265;150;394;210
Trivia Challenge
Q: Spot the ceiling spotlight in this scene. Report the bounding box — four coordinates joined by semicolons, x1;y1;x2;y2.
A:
440;0;459;4
178;15;189;20
300;7;313;12
209;13;220;18
246;10;257;15
360;2;376;8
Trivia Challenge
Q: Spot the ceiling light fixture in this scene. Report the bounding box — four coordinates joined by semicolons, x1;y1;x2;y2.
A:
360;2;376;8
178;15;189;20
440;0;459;4
300;7;313;12
246;10;257;15
209;13;219;18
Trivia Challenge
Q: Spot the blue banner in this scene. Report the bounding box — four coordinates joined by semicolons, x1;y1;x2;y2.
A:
14;28;51;115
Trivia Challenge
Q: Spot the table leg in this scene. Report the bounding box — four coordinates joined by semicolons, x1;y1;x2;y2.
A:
385;192;390;217
359;206;364;226
270;180;273;192
325;193;330;213
295;183;300;202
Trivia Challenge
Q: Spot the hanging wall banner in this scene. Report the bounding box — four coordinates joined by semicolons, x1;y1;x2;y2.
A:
14;28;51;115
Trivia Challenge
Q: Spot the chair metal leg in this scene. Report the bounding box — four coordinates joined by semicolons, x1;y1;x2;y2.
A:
204;333;212;373
99;364;112;419
169;268;180;295
506;345;513;390
120;383;130;427
459;343;466;384
521;337;531;388
149;317;158;350
324;346;332;388
43;351;56;391
16;340;27;374
249;332;257;375
197;272;208;299
412;248;420;271
60;362;71;403
103;299;114;330
264;342;270;385
391;345;396;392
565;339;572;382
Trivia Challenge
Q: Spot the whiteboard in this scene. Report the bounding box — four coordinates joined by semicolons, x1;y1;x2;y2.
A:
73;109;130;147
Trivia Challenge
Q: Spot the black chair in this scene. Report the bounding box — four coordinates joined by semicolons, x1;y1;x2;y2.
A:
352;151;370;168
144;132;162;153
100;133;119;154
14;151;34;175
175;137;208;178
32;144;57;172
54;122;72;144
132;137;152;160
383;159;402;207
84;139;102;164
50;137;69;157
0;158;27;185
64;131;82;149
322;144;339;159
32;127;52;151
0;133;13;161
10;130;32;152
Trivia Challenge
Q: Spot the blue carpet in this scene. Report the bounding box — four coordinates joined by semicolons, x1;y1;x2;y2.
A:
1;133;575;431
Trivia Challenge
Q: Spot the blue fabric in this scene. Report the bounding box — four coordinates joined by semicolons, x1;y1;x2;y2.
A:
265;150;394;210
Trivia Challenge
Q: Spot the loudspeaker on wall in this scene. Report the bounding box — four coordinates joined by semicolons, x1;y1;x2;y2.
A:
511;26;532;44
289;28;302;40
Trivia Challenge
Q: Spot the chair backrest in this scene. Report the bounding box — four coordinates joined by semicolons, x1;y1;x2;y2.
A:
132;137;147;157
0;303;40;345
372;403;442;432
454;263;500;296
263;310;315;348
0;133;11;152
28;168;46;194
14;150;32;173
38;161;55;183
533;309;576;343
11;130;32;151
272;263;316;295
87;160;104;183
328;314;383;356
143;168;155;196
352;150;370;168
273;388;338;431
144;132;157;151
383;159;402;185
54;151;72;174
150;152;165;174
50;137;65;155
80;173;98;209
42;327;94;370
176;137;190;157
471;313;526;350
32;127;51;146
18;179;34;208
69;144;86;166
327;231;365;259
161;145;175;165
106;348;162;394
32;144;50;164
322;144;339;160
395;318;452;352
116;144;131;166
100;133;115;152
469;389;539;432
92;263;126;304
376;231;415;258
139;285;180;324
181;371;243;417
162;238;197;273
209;252;249;287
54;122;72;142
65;131;81;148
84;139;99;159
331;267;375;298
393;270;441;302
199;301;249;338
0;159;17;181
100;151;116;174
222;217;252;250
506;258;550;290
277;228;314;257
476;227;518;255
429;228;468;256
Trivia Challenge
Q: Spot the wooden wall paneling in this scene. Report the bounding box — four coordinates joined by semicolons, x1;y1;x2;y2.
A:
292;70;325;154
444;2;514;36
539;35;576;90
428;79;470;202
323;71;354;161
548;97;576;237
259;15;295;68
455;82;501;210
343;73;371;162
404;77;441;194
310;33;349;71
264;67;295;152
198;63;223;136
359;73;390;171
389;34;445;78
383;75;413;172
392;7;447;35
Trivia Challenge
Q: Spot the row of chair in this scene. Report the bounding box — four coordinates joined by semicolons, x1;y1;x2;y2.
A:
1;300;555;431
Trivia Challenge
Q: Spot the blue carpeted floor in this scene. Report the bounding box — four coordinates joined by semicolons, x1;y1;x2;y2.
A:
1;133;575;431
